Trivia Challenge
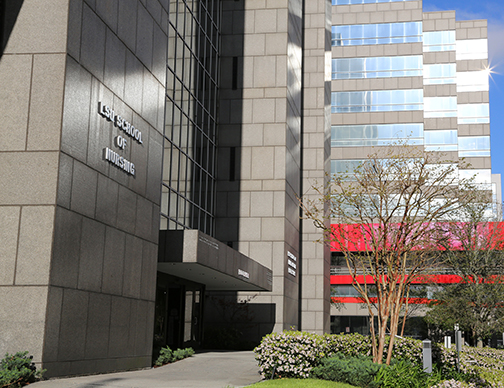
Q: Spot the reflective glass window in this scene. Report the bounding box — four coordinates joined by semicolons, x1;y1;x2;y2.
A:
331;123;423;147
332;22;422;46
457;70;489;92
457;103;490;124
456;39;488;60
161;0;220;236
459;169;492;184
424;130;457;151
331;89;423;113
458;136;490;157
331;285;362;297
331;159;363;175
332;55;422;79
423;31;455;52
423;97;457;118
423;64;456;85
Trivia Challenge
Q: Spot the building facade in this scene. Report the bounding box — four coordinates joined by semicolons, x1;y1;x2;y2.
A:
329;0;500;334
0;0;498;378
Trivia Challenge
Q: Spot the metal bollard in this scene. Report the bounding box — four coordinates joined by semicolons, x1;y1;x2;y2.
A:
423;339;432;373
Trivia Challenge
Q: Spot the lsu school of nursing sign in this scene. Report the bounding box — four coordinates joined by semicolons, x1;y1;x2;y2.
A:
98;101;143;176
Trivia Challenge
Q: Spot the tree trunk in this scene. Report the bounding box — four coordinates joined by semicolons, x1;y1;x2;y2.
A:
386;300;401;365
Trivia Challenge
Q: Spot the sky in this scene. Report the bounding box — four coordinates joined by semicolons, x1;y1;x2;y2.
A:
422;0;504;187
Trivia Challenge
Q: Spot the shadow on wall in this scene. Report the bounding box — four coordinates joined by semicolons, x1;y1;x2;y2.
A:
0;0;24;58
214;0;245;247
203;292;275;350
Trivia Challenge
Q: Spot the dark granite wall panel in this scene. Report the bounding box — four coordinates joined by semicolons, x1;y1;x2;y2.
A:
117;0;138;53
101;226;126;295
60;57;92;163
45;0;166;376
122;236;143;298
95;174;119;226
51;207;82;288
80;3;106;81
77;218;105;291
70;160;98;218
58;289;89;360
84;293;112;359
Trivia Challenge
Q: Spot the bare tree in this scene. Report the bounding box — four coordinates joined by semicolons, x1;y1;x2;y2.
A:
301;144;478;364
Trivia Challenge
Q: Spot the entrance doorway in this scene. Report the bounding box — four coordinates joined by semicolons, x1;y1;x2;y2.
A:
153;273;204;356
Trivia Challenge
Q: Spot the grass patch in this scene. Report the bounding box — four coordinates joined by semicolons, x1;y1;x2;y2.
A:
248;378;359;387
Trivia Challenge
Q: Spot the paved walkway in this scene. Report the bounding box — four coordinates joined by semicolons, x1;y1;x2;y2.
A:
31;351;263;388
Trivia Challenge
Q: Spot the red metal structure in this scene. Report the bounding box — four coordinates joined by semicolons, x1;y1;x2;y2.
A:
330;222;504;305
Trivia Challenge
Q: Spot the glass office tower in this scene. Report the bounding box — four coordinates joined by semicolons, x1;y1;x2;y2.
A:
329;0;500;333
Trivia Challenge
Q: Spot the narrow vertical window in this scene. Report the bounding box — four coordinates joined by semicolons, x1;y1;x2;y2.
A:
229;147;236;181
232;56;238;90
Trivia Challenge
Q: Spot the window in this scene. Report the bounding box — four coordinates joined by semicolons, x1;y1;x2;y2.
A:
424;97;457;118
331;89;423;113
424;130;457;151
161;0;221;236
332;55;422;79
457;104;490;124
423;31;455;52
423;64;456;85
331;123;423;147
332;22;422;46
458;136;490;157
457;70;489;92
459;169;491;184
456;39;488;60
331;159;364;175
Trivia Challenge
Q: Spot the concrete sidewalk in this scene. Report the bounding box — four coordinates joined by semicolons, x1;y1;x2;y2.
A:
31;351;263;388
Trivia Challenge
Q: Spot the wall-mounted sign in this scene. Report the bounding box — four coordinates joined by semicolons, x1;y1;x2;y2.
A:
98;102;143;144
199;235;219;250
98;101;142;176
287;250;297;277
103;147;135;175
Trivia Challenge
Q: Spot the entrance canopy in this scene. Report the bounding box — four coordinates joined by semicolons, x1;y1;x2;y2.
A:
158;230;272;291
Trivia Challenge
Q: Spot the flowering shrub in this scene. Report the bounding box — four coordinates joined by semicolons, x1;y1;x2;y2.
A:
457;346;504;387
387;336;424;364
255;331;428;379
254;331;328;378
431;379;477;388
254;331;504;385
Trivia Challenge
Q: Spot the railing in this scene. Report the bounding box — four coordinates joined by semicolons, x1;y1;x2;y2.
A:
330;266;457;275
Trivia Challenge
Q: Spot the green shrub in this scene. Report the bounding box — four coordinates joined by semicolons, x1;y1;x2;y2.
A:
324;333;372;359
172;348;194;361
154;346;194;366
324;334;424;365
155;347;174;366
0;351;45;388
255;331;504;384
373;360;442;388
311;353;382;387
